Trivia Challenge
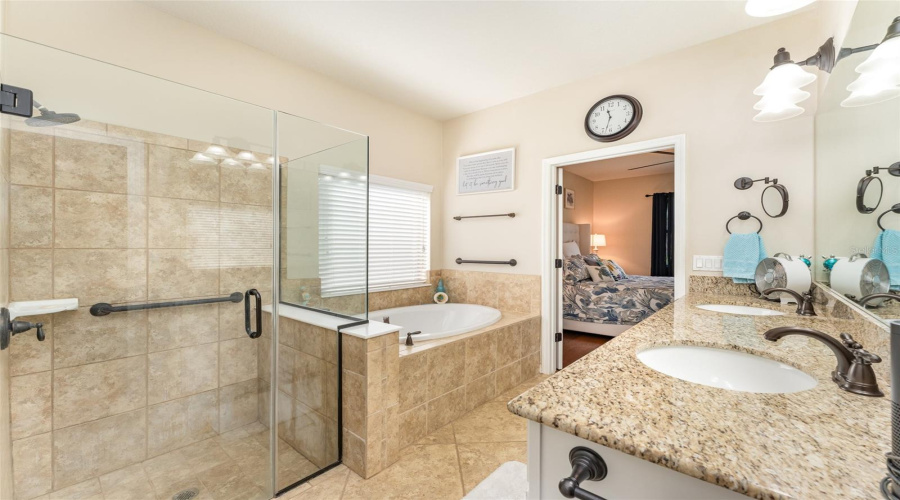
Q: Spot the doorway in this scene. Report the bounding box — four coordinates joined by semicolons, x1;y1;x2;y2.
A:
540;136;686;372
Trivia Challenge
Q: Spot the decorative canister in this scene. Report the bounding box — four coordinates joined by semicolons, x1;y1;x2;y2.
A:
830;253;890;305
754;253;812;302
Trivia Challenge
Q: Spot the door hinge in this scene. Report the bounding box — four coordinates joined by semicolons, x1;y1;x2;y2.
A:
555;332;562;342
0;85;33;118
555;259;563;269
555;185;563;195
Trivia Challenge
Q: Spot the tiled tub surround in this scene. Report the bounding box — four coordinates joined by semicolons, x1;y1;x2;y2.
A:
509;292;892;499
4;121;278;499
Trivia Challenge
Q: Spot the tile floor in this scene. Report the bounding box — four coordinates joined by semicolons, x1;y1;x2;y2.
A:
282;376;549;500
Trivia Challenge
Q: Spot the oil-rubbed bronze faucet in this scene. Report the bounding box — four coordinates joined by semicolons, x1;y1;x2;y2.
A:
760;287;817;316
405;331;421;346
763;326;883;397
857;293;900;308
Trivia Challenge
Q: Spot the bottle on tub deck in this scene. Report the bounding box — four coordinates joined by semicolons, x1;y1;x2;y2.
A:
434;278;449;304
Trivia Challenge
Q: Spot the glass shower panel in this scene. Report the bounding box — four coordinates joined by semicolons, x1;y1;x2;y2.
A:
1;34;277;500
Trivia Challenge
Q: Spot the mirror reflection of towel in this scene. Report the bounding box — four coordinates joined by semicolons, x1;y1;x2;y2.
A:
872;230;900;290
723;233;767;284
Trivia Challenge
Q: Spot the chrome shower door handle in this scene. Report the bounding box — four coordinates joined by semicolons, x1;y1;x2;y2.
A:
245;289;262;339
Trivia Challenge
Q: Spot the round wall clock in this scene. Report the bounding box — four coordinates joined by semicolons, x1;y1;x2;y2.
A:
584;95;643;142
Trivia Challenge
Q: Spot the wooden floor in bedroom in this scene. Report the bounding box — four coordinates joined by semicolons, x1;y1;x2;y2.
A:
562;331;612;367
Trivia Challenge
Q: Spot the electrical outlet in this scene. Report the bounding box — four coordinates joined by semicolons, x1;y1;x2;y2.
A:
692;255;723;271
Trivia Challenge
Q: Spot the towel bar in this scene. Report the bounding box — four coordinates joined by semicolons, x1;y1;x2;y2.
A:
453;213;515;221
725;211;763;234
456;258;517;266
877;203;900;230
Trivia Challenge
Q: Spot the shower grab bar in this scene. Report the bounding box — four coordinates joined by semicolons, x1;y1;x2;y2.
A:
89;292;244;317
453;213;516;221
456;258;517;266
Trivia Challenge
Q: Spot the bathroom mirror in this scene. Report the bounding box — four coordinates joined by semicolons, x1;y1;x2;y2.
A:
761;183;789;218
814;0;900;323
856;175;883;214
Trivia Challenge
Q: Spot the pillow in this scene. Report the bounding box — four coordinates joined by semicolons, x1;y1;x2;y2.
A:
562;241;581;258
583;253;603;267
564;257;590;282
587;265;615;283
606;259;628;280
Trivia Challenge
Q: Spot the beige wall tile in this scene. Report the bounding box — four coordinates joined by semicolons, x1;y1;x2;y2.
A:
10;129;52;187
523;318;541;355
342;335;366;376
53;356;147;429
426;387;466;434
107;125;186;149
342;370;365;438
148;145;218;201
278;344;296;397
147;390;218;457
301;324;337;362
521;352;540;382
54;249;147;304
219;379;259;432
495;361;522;394
53;308;147;368
218;301;246;341
148;249;219;300
48;478;103;500
399;353;426;413
465;372;497;412
366;348;384;415
221;165;272;206
257;338;272;382
496;324;524;368
325;361;339;421
498;284;531;314
219;203;273;250
10;371;52;440
10;185;52;248
148;343;218;404
98;463;157;500
220;337;258;386
13;432;52;500
383;348;400;409
383;405;402;467
147;303;218;352
148;197;219;248
54;190;146;248
54;136;130;194
8;314;52;376
53;409;147;490
219;264;271;295
292;400;328;468
464;330;496;383
9;249;52;302
426;342;465;400
341;431;365;479
294;351;326;413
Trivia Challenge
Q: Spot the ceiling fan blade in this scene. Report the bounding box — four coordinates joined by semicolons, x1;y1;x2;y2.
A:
627;160;674;171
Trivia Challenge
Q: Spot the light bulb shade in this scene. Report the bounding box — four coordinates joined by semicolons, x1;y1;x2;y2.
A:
235;151;258;162
841;87;900;107
591;234;607;247
856;37;900;74
204;144;232;159
220;158;244;169
264;156;276;165
248;162;267;170
189;152;218;165
754;64;817;95
753;104;805;122
752;89;810;110
846;71;900;93
745;0;816;17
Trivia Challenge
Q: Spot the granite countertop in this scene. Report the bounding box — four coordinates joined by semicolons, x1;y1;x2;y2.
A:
508;293;891;499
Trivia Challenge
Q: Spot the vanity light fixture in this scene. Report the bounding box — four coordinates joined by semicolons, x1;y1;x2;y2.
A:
591;234;607;252
745;0;815;18
755;17;900;121
203;144;232;159
188;152;218;165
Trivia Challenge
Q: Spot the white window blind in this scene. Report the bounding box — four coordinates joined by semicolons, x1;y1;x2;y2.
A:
319;175;431;297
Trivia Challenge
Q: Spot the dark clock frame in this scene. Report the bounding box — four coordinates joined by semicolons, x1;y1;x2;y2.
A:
584;94;643;143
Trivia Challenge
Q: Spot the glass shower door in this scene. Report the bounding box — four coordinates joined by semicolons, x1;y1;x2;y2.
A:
1;35;278;500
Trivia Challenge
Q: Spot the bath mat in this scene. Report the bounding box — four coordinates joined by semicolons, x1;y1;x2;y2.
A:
463;461;527;500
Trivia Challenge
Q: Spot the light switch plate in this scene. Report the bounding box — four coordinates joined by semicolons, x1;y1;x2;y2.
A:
692;255;723;271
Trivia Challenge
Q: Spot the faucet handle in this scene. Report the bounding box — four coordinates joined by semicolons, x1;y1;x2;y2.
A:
840;333;882;364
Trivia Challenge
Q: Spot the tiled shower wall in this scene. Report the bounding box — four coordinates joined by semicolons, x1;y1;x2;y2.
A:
4;121;273;499
1;116;15;500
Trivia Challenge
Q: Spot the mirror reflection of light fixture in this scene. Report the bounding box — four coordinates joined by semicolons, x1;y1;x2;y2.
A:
204;144;232;159
754;17;900;120
745;0;816;18
189;152;218;165
591;234;607;252
235;151;258;162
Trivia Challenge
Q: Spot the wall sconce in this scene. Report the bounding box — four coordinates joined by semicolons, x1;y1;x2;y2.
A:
591;234;607;252
753;16;900;121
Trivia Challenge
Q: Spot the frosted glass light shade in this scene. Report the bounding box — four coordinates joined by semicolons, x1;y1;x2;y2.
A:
248;162;267;170
841;87;900;107
204;144;232;159
235;151;258;162
856;37;900;74
847;71;900;92
753;89;810;110
745;0;816;17
189;152;218;165
220;158;244;169
591;234;607;247
753;64;817;95
753;104;805;122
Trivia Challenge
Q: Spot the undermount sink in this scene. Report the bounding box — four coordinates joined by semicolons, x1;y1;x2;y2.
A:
696;304;784;316
636;345;817;394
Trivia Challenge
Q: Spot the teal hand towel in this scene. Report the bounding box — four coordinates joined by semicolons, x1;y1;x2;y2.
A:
723;233;767;284
871;230;900;289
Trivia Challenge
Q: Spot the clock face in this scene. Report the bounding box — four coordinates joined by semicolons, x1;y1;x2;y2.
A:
584;95;642;142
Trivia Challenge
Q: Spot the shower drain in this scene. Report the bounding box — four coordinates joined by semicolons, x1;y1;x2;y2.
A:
172;488;200;500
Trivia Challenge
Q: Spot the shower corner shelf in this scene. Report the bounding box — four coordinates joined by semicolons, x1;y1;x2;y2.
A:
7;298;78;320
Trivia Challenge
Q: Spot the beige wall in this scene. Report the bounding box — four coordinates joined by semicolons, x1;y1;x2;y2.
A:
592;173;674;276
2;0;444;271
561;171;593;226
442;11;829;276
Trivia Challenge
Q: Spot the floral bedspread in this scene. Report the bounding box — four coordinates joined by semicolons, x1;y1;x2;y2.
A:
563;275;675;325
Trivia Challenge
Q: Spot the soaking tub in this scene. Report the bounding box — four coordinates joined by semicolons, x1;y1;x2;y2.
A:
368;303;502;341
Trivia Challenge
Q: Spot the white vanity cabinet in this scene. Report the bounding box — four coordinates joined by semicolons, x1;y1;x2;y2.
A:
527;422;747;499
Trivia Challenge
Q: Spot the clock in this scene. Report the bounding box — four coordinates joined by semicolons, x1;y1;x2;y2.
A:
584;95;642;142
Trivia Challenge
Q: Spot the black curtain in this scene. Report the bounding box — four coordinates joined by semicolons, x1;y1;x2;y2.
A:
650;192;675;277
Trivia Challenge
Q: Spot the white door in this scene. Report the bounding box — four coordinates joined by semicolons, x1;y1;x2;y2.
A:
555;166;565;371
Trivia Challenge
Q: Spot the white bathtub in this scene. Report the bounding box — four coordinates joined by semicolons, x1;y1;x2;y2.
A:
369;303;502;341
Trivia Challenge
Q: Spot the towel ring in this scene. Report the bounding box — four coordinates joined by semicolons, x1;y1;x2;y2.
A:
726;211;762;234
876;203;900;230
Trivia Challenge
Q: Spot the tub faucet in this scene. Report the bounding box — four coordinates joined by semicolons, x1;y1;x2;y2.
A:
405;331;421;346
383;316;390;324
760;287;816;316
763;326;883;397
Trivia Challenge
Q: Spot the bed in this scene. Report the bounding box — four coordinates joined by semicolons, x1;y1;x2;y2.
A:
562;223;674;336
